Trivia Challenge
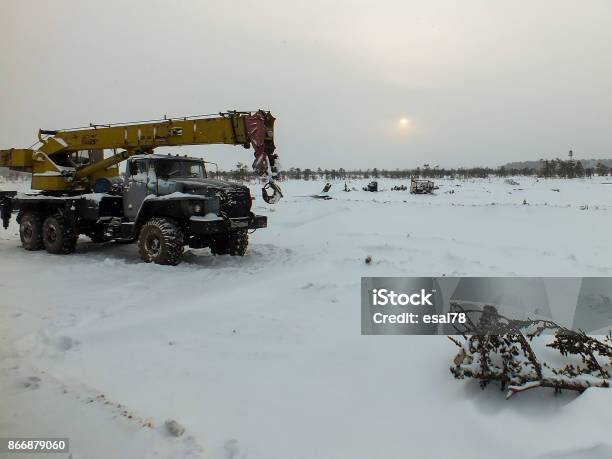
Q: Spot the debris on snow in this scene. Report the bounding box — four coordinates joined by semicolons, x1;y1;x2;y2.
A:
363;181;378;192
449;304;612;399
410;178;435;194
23;376;42;390
165;419;185;437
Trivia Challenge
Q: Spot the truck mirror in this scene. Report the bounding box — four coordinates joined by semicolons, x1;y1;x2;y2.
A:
128;161;138;176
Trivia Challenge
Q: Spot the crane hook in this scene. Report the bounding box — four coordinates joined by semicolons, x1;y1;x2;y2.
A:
262;179;283;204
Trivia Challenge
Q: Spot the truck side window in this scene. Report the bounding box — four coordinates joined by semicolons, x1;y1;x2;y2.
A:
130;160;148;180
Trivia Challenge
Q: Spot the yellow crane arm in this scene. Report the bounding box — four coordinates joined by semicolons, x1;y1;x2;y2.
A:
0;111;282;201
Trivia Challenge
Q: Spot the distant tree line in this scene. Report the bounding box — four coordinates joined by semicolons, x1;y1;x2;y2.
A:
216;160;612;182
6;159;608;184
538;159;588;178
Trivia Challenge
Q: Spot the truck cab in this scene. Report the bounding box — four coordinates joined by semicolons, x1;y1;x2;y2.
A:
113;154;267;264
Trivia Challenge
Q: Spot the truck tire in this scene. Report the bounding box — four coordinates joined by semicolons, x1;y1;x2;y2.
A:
138;217;184;265
42;213;77;254
19;212;43;251
210;229;248;256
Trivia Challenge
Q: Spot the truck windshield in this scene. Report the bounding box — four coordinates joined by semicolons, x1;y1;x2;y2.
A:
154;160;206;179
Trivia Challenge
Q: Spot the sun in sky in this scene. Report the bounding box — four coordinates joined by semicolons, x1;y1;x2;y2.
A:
398;117;412;129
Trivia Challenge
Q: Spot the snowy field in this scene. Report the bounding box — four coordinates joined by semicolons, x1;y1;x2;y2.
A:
1;177;612;459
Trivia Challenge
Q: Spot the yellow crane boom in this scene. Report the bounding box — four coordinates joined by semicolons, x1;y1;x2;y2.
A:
0;110;282;202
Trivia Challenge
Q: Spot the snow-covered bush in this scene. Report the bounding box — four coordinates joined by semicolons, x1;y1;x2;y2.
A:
449;304;611;399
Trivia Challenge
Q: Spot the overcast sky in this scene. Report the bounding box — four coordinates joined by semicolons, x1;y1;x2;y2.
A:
1;0;611;170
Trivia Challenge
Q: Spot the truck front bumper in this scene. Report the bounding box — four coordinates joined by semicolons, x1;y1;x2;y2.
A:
190;214;267;235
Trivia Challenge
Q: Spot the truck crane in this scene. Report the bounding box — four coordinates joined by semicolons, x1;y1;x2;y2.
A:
0;110;283;265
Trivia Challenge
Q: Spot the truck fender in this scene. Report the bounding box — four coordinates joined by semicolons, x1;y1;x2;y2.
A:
132;195;221;235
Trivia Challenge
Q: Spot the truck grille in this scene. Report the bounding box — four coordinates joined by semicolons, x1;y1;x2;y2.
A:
219;189;251;217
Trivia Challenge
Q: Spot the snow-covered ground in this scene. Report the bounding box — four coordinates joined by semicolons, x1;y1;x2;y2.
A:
1;177;612;459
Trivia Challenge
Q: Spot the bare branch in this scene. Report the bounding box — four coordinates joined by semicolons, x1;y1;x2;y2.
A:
449;303;612;399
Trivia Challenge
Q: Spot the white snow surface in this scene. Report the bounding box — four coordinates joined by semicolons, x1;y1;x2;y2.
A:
32;171;63;177
80;193;111;203
1;177;612;459
145;191;204;200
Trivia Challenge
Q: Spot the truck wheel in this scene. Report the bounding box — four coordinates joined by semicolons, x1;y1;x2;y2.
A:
42;213;77;254
138;217;184;265
210;229;249;256
19;212;43;251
